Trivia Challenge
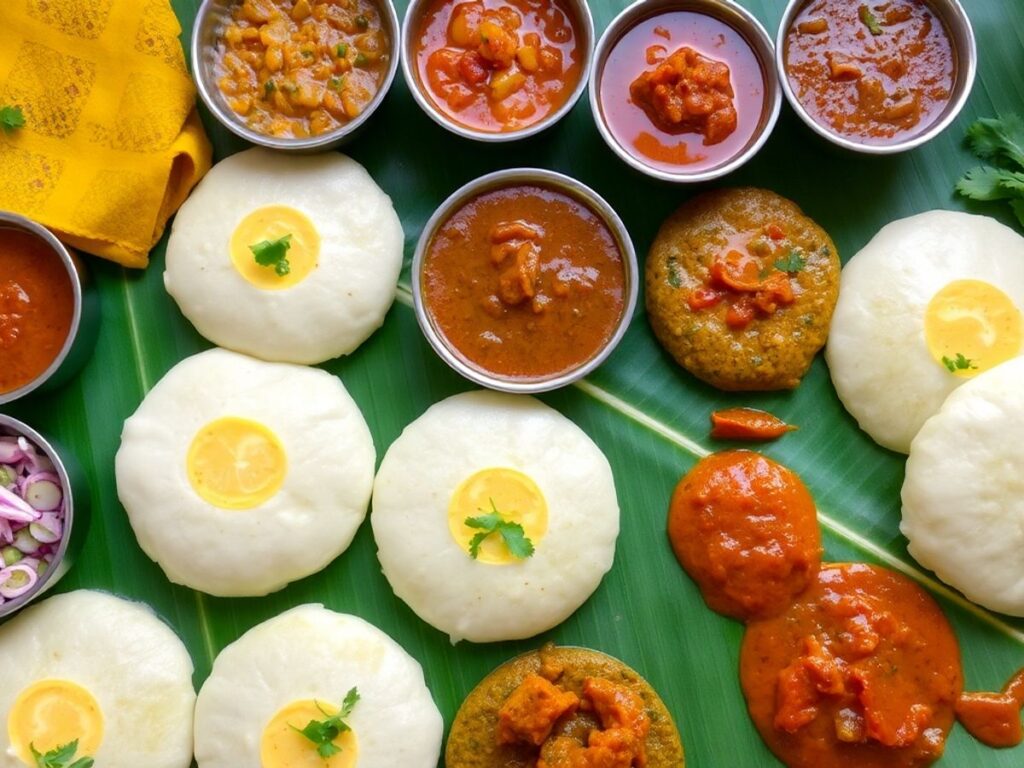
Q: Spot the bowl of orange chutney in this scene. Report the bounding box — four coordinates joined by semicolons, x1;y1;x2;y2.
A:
591;0;781;183
0;212;99;406
402;0;593;140
193;0;400;149
413;169;638;392
778;0;976;153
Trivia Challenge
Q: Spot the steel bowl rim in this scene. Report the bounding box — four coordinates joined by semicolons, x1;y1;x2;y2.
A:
774;0;978;155
588;0;783;183
411;167;639;393
400;0;596;143
0;415;76;620
191;0;402;151
0;212;83;406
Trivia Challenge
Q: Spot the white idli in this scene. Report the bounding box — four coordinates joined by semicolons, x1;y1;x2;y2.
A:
165;148;403;365
116;348;375;597
0;590;195;768
826;211;1024;453
194;605;442;768
371;390;620;643
901;356;1024;616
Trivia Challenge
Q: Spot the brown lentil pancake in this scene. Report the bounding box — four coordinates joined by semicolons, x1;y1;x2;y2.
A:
446;644;685;767
646;188;840;390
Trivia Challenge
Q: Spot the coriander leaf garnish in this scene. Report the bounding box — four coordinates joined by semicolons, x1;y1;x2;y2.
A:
465;499;534;560
291;688;360;759
667;256;683;288
264;80;276;98
859;5;884;35
336;43;349;57
773;249;807;273
942;353;977;372
30;740;94;768
956;115;1024;227
0;105;25;134
355;14;369;29
250;234;293;277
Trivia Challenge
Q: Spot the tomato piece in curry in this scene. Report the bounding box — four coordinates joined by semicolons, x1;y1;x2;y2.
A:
215;0;391;139
600;12;765;172
422;184;625;381
784;0;956;144
414;0;583;133
741;563;963;768
0;230;74;396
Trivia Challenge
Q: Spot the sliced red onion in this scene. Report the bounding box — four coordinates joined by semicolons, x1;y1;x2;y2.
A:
29;512;62;544
22;475;62;512
12;527;40;555
0;563;38;599
0;439;23;465
0;485;39;523
0;465;16;489
0;523;13;547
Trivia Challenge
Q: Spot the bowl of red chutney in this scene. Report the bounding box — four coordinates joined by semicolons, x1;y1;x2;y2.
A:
590;0;781;183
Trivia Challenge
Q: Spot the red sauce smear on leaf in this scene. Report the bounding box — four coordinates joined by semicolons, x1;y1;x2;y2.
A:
710;407;797;440
956;669;1024;748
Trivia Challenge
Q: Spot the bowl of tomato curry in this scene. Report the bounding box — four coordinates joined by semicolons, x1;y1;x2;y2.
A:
413;168;637;393
777;0;976;153
193;0;400;149
0;212;99;405
402;0;593;140
590;0;781;183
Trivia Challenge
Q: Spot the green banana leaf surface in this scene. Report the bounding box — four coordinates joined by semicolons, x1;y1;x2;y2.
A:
3;0;1024;766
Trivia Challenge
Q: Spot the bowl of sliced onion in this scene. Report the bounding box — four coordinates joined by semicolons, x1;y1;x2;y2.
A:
0;415;89;620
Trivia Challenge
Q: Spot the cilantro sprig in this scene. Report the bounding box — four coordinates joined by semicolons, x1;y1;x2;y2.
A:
859;5;884;35
250;234;293;277
30;740;94;768
465;499;535;560
956;114;1024;227
292;688;360;759
942;353;977;373
773;249;807;274
1;105;25;134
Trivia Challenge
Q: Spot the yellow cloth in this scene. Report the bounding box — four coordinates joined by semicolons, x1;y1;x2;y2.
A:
0;0;212;268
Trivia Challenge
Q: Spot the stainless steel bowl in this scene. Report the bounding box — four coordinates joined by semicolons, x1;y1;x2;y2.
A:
191;0;401;151
401;0;594;142
590;0;782;183
0;212;99;406
776;0;976;154
0;415;89;621
412;168;638;393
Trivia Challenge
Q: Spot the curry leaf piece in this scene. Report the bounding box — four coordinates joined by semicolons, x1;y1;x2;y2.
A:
250;234;292;277
941;353;976;372
30;740;95;768
859;5;884;35
666;256;683;288
773;250;807;273
964;114;1024;169
291;687;360;759
464;499;534;560
0;105;25;133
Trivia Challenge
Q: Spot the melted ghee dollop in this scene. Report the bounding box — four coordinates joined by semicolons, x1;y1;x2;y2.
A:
229;205;320;290
448;467;548;565
187;417;287;510
261;700;358;768
925;279;1023;378
8;680;103;765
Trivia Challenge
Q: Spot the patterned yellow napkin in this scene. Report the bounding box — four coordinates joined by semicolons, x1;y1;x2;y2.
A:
0;0;212;268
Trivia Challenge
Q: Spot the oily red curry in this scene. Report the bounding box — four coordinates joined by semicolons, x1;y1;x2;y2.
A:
600;12;765;172
784;0;955;144
422;184;625;380
0;230;74;395
709;407;797;441
667;451;973;767
414;0;583;133
668;450;821;621
956;669;1024;749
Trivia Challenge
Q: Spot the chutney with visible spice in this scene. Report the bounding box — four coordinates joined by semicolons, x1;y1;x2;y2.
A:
422;184;625;381
784;0;956;144
0;229;74;396
646;188;840;391
445;644;685;768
